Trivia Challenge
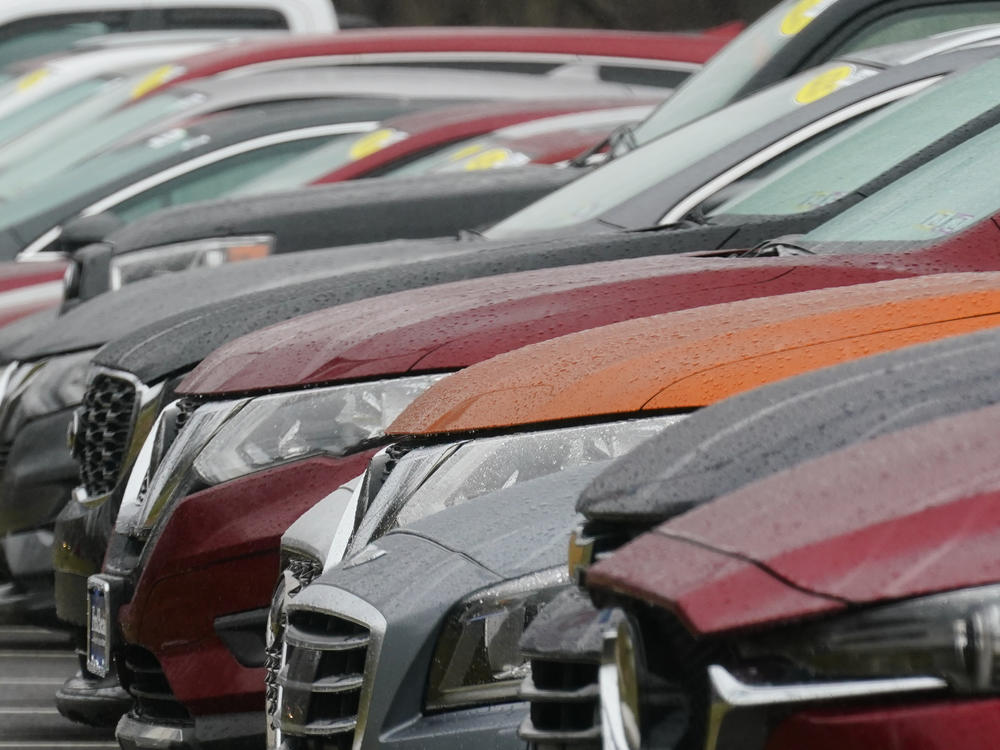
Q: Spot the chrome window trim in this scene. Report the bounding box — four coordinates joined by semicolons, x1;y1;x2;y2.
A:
17;121;380;258
657;76;942;226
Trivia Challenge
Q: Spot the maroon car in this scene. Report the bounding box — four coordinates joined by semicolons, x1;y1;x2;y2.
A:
589;399;1000;750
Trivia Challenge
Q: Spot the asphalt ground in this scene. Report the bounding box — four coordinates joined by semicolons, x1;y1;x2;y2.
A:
0;625;117;749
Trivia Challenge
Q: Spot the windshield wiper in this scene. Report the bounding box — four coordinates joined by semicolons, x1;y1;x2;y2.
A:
570;123;638;167
740;237;816;258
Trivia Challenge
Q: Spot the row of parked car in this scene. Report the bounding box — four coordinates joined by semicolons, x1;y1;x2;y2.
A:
0;0;998;748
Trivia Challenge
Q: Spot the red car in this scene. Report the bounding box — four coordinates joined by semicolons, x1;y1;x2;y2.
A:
589;399;1000;750
236;98;658;195
160;26;736;91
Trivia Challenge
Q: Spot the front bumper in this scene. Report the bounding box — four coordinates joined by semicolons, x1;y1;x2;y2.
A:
766;697;1000;749
117;710;263;750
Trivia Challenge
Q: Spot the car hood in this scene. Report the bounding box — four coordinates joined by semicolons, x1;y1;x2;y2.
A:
6;235;466;364
388;271;1000;435
578;323;1000;525
181;251;781;394
588;401;1000;635
95;229;804;384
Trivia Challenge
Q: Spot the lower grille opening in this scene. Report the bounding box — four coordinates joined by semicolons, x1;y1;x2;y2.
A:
521;657;601;748
121;645;191;724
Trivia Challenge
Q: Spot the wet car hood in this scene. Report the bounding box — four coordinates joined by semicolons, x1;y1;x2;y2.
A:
181;252;785;394
388;272;1000;435
92;229;799;384
579;324;1000;524
105;165;576;255
588;401;1000;634
4;235;467;364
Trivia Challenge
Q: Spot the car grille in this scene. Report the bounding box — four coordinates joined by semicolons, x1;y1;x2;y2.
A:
266;554;325;733
277;609;371;749
121;645;191;724
520;657;601;748
75;373;138;498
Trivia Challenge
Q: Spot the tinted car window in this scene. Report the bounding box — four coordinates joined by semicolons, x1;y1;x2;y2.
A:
807;120;1000;244
711;58;1000;217
0;13;131;67
834;2;1000;54
161;8;287;29
112;135;344;222
484;60;881;239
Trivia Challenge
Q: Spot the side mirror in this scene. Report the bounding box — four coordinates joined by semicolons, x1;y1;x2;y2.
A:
57;213;125;256
60;242;113;311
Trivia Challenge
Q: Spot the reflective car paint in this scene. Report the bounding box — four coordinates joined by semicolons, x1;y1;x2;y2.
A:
588;401;1000;633
387;271;1000;435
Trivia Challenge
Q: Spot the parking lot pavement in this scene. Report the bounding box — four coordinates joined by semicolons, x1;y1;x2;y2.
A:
0;625;117;749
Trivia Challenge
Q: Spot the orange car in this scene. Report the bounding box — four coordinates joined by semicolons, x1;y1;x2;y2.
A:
392;271;1000;435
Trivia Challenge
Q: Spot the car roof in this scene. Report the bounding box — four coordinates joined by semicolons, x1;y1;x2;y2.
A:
386;272;1000;435
164;27;728;87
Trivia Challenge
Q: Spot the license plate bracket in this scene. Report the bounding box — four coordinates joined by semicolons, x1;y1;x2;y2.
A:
86;575;117;678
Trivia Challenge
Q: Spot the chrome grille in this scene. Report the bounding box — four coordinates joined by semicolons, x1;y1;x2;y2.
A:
278;609;371;748
75;373;138;498
520;657;601;748
266;554;325;733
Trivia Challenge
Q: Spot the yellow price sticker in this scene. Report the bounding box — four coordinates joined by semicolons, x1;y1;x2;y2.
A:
795;64;856;104
447;143;486;162
780;0;835;36
348;128;407;160
16;68;50;92
131;65;181;100
462;148;518;171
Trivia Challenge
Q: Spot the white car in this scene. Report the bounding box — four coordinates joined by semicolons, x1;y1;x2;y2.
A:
0;0;338;66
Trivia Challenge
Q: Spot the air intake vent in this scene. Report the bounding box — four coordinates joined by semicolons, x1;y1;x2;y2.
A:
75;373;137;498
278;610;371;749
121;645;191;723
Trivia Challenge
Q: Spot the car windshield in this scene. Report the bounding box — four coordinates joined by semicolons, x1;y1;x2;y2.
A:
629;0;817;147
483;59;881;239
0;75;111;149
0;118;216;231
0;81;199;200
229;131;377;197
805;119;1000;246
709;57;1000;218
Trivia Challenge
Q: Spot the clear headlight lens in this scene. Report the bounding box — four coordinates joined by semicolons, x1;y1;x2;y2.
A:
349;415;686;555
426;567;570;711
740;583;1000;694
0;350;94;444
109;235;274;289
116;374;446;537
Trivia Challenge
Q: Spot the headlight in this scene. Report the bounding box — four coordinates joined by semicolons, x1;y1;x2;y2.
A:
738;583;1000;695
115;374;446;537
108;235;274;290
0;351;94;444
349;415;686;557
426;567;570;711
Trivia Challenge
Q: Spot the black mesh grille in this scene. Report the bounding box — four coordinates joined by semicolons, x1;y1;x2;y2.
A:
75;374;137;498
121;645;191;724
278;610;370;748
